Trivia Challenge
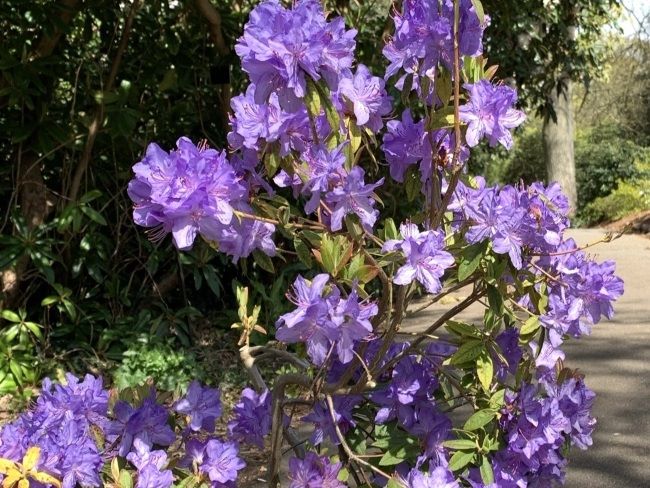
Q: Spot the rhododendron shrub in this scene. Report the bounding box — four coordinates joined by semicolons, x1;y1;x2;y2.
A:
0;0;623;487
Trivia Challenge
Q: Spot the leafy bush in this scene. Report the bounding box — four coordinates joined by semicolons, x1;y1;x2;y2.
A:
113;339;204;392
580;180;650;226
575;125;648;209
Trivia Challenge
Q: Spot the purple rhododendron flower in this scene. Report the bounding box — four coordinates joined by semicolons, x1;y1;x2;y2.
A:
174;381;221;432
127;439;174;488
302;395;361;445
338;64;391;132
128;137;276;260
228;388;271;448
108;391;175;457
235;0;356;109
403;465;459;488
460;80;526;149
276;274;377;365
325;166;383;232
383;223;454;294
199;439;246;485
288;452;345;488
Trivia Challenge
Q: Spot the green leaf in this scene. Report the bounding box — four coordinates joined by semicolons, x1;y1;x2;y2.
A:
252;250;275;273
79;190;103;204
434;68;453;106
476;350;494;392
386;478;406;488
520;315;541;336
443;439;477;450
404;165;421;202
1;310;21;323
486;285;504;315
9;359;23;385
202;266;221;297
118;469;134;488
470;0;485;24
383;218;399;240
458;241;487;281
445;320;482;338
464;409;497;431
480;455;495;485
449;339;484;365
293;237;313;267
305;81;322;118
264;151;281;177
448;449;475;471
80;205;107;226
349;120;362;154
489;389;506;409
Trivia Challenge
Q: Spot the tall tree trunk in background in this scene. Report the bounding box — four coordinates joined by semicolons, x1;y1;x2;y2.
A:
543;76;577;214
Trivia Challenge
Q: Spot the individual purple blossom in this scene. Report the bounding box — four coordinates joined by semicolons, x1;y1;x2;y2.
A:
301;143;347;214
460;80;526;149
325;166;383;232
59;439;103;488
127;439;174;488
199;439;246;485
174;381;221;432
383;223;454;294
302;395;361;445
276;274;377;365
382;109;429;182
337;64;391;132
108;392;175;457
406;404;453;467
372;355;439;429
494;328;522;381
464;186;527;269
402;465;459;488
227;388;271;448
287;452;345;488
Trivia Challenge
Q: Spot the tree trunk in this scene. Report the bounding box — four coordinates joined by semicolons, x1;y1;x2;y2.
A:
543;76;577;214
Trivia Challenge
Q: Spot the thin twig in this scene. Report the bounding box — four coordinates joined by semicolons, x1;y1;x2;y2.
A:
325;394;392;482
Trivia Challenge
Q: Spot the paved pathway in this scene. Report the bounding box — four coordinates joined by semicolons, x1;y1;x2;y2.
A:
404;229;650;487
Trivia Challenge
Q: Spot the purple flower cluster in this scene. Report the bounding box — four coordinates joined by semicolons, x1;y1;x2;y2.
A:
180;438;246;487
126;440;174;488
287;452;345;488
0;373;107;488
227;388;271;448
402;466;459;488
174;380;221;432
235;0;357;109
275;144;384;231
383;222;455;294
537;237;624;346
302;395;361;446
382;109;469;197
228;85;322;156
128;137;275;260
108;390;175;457
276;274;377;365
0;374;253;488
451;178;571;269
460;80;526;149
384;0;488;95
473;375;597;487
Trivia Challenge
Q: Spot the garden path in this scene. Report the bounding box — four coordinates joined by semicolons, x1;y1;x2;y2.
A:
404;228;650;487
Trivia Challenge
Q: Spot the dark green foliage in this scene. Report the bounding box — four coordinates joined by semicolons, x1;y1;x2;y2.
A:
113;338;204;392
575;125;648;209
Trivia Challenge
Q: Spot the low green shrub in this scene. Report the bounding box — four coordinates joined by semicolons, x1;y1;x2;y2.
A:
112;338;204;392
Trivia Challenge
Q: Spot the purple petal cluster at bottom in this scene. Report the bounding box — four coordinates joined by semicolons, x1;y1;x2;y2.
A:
288;452;346;488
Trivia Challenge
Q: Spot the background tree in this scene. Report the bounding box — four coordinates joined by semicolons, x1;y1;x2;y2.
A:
482;0;620;212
